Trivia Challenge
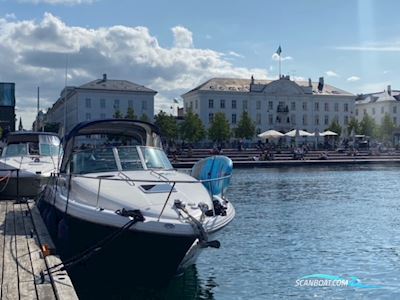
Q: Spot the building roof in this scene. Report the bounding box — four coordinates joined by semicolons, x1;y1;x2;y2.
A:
78;78;157;93
183;77;353;96
356;89;400;104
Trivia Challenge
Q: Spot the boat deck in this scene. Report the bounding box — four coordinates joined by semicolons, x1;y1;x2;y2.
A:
0;199;78;300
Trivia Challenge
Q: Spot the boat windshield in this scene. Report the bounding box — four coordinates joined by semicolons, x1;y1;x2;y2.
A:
2;134;60;157
70;145;172;174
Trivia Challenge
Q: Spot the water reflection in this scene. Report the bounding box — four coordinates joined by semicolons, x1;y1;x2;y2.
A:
74;265;216;300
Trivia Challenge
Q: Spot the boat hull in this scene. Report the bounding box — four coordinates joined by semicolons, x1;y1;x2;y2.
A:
38;200;199;288
0;171;43;198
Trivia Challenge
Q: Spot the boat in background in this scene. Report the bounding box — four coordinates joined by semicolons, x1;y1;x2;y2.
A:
38;119;235;287
0;132;61;198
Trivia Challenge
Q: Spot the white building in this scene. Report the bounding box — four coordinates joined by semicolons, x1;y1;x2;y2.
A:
46;74;157;133
182;76;356;137
355;85;400;125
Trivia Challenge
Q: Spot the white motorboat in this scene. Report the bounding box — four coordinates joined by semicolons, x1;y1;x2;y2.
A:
0;132;61;198
38;119;235;286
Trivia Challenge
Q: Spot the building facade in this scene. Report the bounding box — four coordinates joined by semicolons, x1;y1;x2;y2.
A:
355;85;400;125
182;76;356;138
45;74;157;134
0;82;16;132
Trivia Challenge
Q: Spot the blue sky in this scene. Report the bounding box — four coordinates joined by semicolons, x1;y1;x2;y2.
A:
1;0;400;127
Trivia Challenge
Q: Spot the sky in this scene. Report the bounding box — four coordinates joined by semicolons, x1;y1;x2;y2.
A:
1;0;400;128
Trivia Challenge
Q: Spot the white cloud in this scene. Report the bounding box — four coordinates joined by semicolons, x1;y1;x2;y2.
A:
347;76;360;82
18;0;96;5
172;26;193;48
227;51;243;58
0;13;269;127
271;53;293;61
5;13;16;19
325;70;339;77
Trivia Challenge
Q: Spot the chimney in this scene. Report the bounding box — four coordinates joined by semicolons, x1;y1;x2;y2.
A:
388;85;392;96
308;78;312;87
318;77;324;92
103;73;107;81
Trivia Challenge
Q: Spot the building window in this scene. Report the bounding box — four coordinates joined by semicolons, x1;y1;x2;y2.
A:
291;102;296;111
256;128;261;135
100;98;106;109
209;113;214;123
344;103;349;112
100;113;106;119
142;100;147;110
209;99;214;109
324;103;329;112
256;101;261;110
381;107;384;114
355;109;358;116
86;113;91;120
220;99;225;109
232;114;237;124
85;98;91;108
314;102;319;111
232;100;237;109
114;99;120;110
190;101;193;109
372;107;375;115
334;103;339;112
393;106;397;114
344;115;349;125
324;115;329;125
256;113;261;125
363;109;367;115
195;100;198;109
268;101;273;110
303;115;308;125
302;102;307;111
291;114;296;125
128;100;133;108
268;114;273;125
315;115;319;125
243;100;248;110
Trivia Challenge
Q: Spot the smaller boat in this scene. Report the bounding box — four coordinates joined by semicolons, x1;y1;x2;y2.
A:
0;132;61;198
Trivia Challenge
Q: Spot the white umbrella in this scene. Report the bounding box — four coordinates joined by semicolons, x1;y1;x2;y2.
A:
321;130;338;136
257;130;284;139
285;129;313;137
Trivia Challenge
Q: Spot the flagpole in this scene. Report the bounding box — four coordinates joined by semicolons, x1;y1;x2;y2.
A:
279;54;281;79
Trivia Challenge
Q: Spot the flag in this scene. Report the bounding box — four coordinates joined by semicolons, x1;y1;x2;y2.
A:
276;45;282;56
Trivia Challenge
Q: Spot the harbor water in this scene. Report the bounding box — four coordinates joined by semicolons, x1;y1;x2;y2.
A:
76;165;400;299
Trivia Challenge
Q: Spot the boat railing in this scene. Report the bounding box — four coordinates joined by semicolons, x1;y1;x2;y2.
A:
0;167;20;200
55;172;231;221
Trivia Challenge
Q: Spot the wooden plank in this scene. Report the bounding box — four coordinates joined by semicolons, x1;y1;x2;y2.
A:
28;203;56;251
15;203;38;300
22;202;56;300
45;255;79;300
1;201;19;300
0;201;7;299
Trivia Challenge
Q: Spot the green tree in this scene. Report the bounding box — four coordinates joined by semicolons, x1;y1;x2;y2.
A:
43;122;60;133
180;110;206;143
140;113;150;122
326;119;342;136
125;107;137;120
359;114;378;138
154;111;178;141
380;113;396;142
113;109;124;119
208;112;231;142
235;111;255;139
347;117;360;136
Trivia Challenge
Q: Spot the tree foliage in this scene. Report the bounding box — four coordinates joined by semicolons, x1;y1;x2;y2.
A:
208;112;231;142
179;110;206;143
113;109;124;119
359;114;378;138
140;113;150;122
380;113;396;142
235;111;255;139
347;117;360;136
43;122;60;133
125;107;137;120
154;111;178;141
326;119;342;136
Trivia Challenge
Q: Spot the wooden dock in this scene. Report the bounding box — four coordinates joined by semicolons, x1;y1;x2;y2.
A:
0;200;78;300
